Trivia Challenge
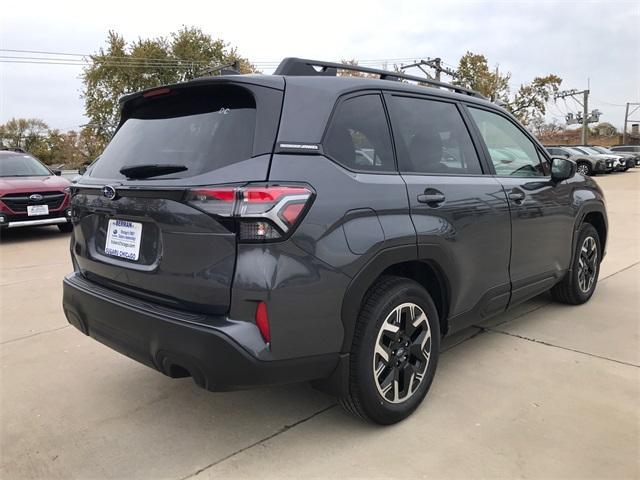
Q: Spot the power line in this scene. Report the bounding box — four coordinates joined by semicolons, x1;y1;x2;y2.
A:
590;97;628;107
0;48;426;68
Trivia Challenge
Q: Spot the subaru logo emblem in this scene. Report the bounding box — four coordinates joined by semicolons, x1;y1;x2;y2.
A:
102;185;117;200
29;193;44;202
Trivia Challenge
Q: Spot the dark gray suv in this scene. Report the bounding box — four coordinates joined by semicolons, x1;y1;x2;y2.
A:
63;58;608;424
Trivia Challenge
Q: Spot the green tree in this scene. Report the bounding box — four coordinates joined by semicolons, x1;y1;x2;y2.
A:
0;118;105;167
82;27;256;144
510;75;562;126
0;118;49;155
454;52;561;125
455;52;511;102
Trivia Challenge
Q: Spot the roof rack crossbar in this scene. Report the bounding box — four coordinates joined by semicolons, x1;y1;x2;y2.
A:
274;57;484;98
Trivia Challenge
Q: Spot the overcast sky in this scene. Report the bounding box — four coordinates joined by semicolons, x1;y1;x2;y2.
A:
1;0;638;131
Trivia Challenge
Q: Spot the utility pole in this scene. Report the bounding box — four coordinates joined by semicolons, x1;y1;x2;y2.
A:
623;103;629;144
554;88;595;144
400;58;457;84
582;89;589;145
622;103;640;144
430;58;442;82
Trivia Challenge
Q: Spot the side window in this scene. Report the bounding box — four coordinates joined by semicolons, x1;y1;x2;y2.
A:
323;94;394;172
390;96;482;174
469;107;545;177
548;148;564;157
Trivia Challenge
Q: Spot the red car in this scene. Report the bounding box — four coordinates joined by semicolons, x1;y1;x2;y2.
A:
0;149;73;232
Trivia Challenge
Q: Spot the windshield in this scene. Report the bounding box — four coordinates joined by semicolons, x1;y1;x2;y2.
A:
591;146;610;154
0;153;52;177
581;147;602;155
569;147;590;155
89;85;256;180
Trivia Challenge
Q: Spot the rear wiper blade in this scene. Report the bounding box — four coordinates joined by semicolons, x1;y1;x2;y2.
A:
119;164;188;179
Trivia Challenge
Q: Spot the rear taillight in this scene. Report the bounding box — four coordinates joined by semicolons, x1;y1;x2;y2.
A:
186;184;313;242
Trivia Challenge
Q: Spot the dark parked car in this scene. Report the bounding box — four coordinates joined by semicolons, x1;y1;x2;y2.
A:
0;149;72;231
610;145;640;154
62;58;608;424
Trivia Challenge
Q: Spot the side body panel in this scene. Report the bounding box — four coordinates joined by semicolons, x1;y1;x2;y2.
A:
402;174;512;325
265;153;416;356
497;176;575;305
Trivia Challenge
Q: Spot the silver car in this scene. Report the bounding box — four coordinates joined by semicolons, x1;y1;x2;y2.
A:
546;146;612;176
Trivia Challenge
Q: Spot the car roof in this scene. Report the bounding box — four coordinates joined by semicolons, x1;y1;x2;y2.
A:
276;75;504;144
119;57;511;145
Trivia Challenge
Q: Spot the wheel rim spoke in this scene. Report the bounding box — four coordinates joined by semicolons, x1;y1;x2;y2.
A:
577;236;598;293
373;302;432;404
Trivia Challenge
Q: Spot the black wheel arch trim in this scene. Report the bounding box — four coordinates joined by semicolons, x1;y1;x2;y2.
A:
573;201;608;260
339;243;455;354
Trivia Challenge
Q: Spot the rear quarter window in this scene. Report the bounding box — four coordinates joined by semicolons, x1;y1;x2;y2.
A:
89;85;257;180
323;94;395;173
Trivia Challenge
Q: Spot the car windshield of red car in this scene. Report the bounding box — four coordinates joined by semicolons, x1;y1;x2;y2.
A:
0;153;52;177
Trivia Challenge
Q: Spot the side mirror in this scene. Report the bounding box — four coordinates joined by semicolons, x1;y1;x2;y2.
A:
52;169;62;176
78;165;87;175
551;157;576;182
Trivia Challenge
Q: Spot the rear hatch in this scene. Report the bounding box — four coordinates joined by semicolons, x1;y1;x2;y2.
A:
71;77;284;314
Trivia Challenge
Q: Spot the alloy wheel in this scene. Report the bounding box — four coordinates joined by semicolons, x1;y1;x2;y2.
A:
577;164;590;176
372;302;431;404
577;236;598;293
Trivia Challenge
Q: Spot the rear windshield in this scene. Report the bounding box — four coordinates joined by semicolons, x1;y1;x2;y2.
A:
89;85;256;180
0;153;51;177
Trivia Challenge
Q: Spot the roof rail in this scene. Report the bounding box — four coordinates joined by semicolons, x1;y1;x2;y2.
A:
273;57;485;99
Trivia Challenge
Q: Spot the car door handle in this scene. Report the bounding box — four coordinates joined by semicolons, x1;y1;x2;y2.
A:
508;189;525;202
417;190;445;205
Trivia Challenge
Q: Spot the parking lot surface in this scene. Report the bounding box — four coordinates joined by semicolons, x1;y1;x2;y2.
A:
1;171;639;479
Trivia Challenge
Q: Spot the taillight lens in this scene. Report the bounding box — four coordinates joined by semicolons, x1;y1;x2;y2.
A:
255;301;270;343
186;184;313;242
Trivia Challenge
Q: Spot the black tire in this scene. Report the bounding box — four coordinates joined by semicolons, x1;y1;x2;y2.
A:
339;276;440;425
576;162;592;176
551;223;601;305
58;222;73;233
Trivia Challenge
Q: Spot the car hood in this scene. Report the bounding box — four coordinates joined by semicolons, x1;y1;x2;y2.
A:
0;175;71;195
610;151;636;158
590;154;621;160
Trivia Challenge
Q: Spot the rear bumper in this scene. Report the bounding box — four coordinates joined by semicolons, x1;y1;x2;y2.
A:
62;273;337;391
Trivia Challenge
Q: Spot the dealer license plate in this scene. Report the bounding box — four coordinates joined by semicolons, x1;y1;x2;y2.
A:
27;205;49;216
105;219;143;261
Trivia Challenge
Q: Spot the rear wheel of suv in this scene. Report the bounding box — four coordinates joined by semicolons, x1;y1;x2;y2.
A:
551;223;601;304
58;223;73;233
576;162;592;176
340;276;440;424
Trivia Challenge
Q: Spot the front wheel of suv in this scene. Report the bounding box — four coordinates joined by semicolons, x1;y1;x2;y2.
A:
551;223;601;304
576;162;592;176
340;276;440;424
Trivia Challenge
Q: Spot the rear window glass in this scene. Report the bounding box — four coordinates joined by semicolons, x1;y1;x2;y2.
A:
89;85;256;180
